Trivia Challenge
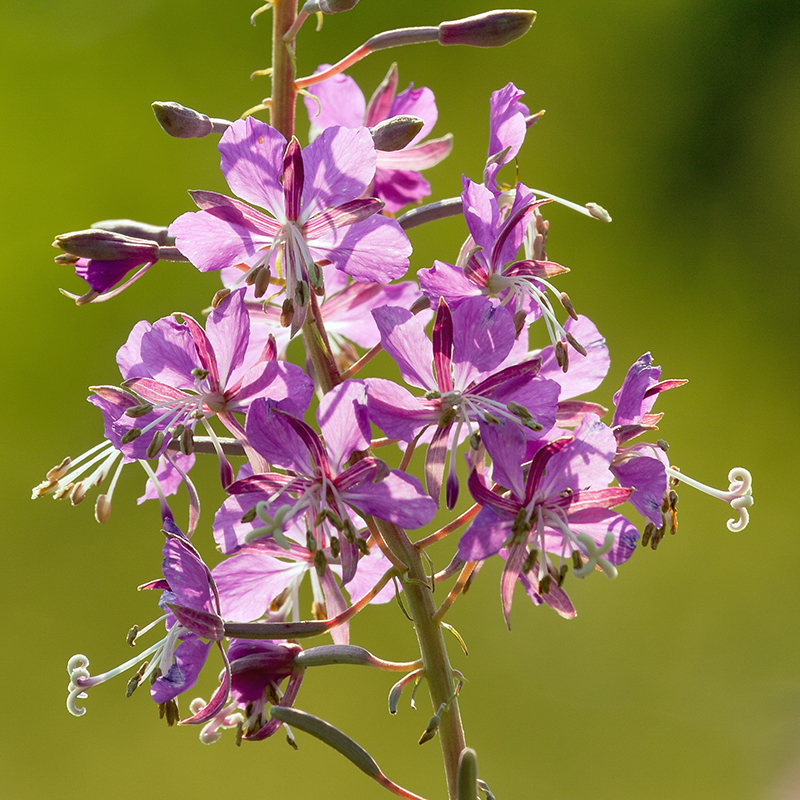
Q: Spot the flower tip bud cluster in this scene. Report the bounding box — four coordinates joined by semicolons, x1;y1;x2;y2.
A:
438;10;536;48
370;115;424;152
302;0;360;13
152;101;214;139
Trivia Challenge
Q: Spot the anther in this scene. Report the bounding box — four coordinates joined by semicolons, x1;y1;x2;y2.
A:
280;298;294;328
146;431;165;459
180;426;195;456
521;548;538;574
554;340;569;373
357;537;370;556
558;563;568;586
126;661;149;697
641;523;654;548
560;292;578;321
565;332;587;357
295;281;310;308
657;439;669;452
120;428;142;444
125;403;154;418
191;367;210;379
571;550;584;570
538;574;552;594
126;625;139;647
329;535;340;558
314;548;327;577
95;493;112;523
46;457;72;482
212;288;231;308
240;506;258;524
254;265;272;299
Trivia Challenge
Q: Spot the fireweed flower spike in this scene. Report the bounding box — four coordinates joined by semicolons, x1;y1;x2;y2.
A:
169;117;412;335
303;63;453;211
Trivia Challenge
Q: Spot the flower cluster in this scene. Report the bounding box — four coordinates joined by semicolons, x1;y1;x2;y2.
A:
41;5;752;799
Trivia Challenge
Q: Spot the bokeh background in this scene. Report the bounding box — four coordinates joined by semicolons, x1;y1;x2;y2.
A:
1;1;798;798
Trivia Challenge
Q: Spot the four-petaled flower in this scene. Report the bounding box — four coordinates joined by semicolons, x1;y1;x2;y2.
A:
170;117;412;334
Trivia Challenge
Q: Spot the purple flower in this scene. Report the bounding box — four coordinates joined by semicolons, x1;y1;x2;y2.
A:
112;289;314;484
485;83;530;192
610;353;687;532
366;296;559;508
418;179;581;361
191;639;305;744
228;381;436;586
169;117;412;333
67;520;230;724
458;414;639;625
304;63;453;211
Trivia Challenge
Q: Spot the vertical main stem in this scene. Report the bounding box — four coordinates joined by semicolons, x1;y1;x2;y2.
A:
378;521;467;800
270;0;297;140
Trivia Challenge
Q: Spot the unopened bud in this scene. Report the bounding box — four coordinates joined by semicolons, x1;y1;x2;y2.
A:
419;711;441;744
302;0;359;13
456;748;479;800
91;219;173;246
438;10;536;48
370;115;424;151
53;230;159;262
409;295;431;314
152;102;214;138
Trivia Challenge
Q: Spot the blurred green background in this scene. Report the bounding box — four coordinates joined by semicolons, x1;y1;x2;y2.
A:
2;1;798;798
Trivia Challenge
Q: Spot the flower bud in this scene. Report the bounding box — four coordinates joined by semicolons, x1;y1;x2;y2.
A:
152;101;213;138
370;115;424;152
438;10;536;48
302;0;359;13
90;219;173;246
53;230;159;262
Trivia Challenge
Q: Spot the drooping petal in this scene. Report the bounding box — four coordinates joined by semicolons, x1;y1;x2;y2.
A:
612;353;661;427
462;179;500;257
364;378;436;442
150;635;213;703
418;260;484;306
372;167;431;213
611;456;667;526
376;135;453;170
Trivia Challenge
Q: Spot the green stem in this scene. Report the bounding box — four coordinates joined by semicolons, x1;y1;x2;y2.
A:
270;0;297;139
377;520;467;800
